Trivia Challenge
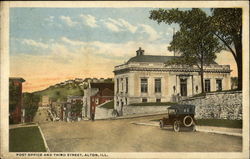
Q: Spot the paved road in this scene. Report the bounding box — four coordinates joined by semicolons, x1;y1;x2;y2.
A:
39;115;242;152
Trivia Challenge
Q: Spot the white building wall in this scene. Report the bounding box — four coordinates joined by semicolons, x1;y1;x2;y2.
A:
114;62;231;116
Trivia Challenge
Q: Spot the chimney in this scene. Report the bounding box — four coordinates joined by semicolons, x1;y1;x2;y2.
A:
136;47;144;56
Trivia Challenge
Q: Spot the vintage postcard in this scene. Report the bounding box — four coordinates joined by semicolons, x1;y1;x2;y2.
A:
0;1;249;159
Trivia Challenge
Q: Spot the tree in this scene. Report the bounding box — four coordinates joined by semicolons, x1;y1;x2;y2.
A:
150;8;222;93
71;100;83;119
210;8;242;90
23;93;40;122
150;8;242;90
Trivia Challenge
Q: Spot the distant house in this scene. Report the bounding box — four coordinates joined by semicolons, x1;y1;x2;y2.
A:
41;96;51;107
60;82;66;86
9;77;25;124
99;78;105;82
75;78;84;83
68;80;74;84
92;78;98;83
83;78;91;83
83;83;114;119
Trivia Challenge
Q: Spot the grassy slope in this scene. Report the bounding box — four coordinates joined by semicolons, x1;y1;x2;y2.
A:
197;119;242;128
9;126;46;152
100;100;114;109
34;84;84;101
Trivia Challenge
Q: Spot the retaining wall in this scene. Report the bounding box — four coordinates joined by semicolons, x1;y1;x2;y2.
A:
180;91;242;120
95;106;114;120
123;106;169;116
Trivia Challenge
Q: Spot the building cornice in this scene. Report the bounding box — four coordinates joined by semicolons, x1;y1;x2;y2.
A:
114;67;231;75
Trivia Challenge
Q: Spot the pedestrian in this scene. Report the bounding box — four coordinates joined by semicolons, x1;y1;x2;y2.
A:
91;113;95;121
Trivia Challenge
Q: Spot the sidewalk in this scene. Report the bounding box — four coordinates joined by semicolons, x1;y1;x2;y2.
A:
9;123;37;129
131;121;242;137
195;125;242;137
110;111;169;120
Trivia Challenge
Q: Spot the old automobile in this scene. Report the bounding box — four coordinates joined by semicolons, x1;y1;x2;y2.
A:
160;104;196;132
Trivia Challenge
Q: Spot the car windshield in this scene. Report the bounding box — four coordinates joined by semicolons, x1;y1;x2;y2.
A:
168;108;176;114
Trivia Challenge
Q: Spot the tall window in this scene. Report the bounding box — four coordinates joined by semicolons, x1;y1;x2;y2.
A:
142;98;147;103
156;98;161;102
141;78;148;93
116;79;119;93
205;79;211;92
126;77;128;93
216;79;222;91
155;78;161;93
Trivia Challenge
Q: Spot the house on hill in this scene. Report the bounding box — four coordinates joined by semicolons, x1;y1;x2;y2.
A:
9;77;25;124
113;48;231;115
41;96;51;107
83;82;114;120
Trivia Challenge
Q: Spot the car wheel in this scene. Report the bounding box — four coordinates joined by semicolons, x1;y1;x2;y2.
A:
160;120;164;129
183;115;193;127
173;120;180;132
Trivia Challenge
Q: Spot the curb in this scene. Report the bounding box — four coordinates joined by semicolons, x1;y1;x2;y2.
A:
108;111;169;120
37;124;50;152
131;122;242;137
195;127;242;137
9;124;37;129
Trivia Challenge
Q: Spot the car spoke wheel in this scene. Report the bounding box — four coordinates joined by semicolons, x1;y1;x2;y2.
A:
183;115;193;127
173;120;180;132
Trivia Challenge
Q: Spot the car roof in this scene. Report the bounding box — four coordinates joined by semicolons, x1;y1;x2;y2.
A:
168;104;195;114
168;104;195;109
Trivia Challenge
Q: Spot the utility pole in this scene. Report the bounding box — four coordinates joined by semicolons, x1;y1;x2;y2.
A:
173;27;175;57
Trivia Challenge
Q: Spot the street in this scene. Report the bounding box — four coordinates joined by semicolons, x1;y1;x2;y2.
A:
39;115;242;152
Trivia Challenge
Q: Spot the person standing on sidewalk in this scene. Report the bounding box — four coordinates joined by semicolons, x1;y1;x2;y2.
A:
91;112;95;121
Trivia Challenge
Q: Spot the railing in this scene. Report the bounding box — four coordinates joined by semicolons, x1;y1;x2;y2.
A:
115;63;231;72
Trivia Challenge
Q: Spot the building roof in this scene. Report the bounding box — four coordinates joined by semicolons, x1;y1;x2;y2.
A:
127;55;217;64
96;88;114;96
127;55;176;63
9;77;25;82
90;82;114;91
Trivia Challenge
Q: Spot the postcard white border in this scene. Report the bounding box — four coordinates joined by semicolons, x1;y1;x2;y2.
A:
0;1;249;159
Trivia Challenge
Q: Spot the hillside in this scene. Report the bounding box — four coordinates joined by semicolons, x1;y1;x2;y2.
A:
34;87;83;101
34;83;84;101
33;78;113;101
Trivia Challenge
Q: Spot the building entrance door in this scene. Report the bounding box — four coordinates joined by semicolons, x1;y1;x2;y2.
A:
180;78;187;96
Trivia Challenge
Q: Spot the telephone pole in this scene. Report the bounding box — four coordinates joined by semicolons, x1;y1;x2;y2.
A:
173;27;175;57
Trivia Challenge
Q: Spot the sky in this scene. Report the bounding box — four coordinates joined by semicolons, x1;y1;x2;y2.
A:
10;8;237;92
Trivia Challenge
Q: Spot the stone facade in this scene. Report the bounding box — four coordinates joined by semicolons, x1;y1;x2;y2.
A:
180;91;242;120
114;48;231;115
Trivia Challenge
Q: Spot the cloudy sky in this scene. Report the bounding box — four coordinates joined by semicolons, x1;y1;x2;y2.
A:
10;8;237;92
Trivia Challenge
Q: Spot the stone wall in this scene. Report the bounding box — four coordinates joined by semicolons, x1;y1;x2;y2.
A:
94;107;114;119
123;105;169;116
180;91;242;120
